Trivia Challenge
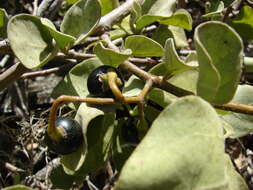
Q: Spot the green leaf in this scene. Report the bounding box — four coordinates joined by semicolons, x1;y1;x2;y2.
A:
148;68;198;107
60;142;87;175
168;25;189;48
7;14;57;69
160;9;192;30
94;42;132;67
2;185;33;190
112;119;136;171
123;75;144;97
125;35;164;57
224;154;248;190
98;0;119;15
41;18;76;50
0;8;8;39
74;113;116;176
152;25;188;48
61;0;101;45
207;0;239;9
203;1;224;18
194;21;243;104
143;105;160;124
130;1;142;32
135;0;177;31
163;38;194;75
114;96;227;190
61;103;105;174
228;6;253;40
222;85;253;138
65;0;79;4
141;0;176;16
52;57;103;107
50;164;83;189
184;51;198;67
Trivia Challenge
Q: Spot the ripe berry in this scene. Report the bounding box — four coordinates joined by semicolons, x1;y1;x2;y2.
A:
45;117;83;155
87;65;124;97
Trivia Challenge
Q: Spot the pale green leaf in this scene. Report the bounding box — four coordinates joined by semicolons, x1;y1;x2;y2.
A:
163;38;194;75
203;1;224;18
61;103;104;174
148;68;198;107
123;75;144;97
222;85;253;138
130;0;142;32
135;0;176;30
160;9;192;30
168;25;188;48
228;6;253;40
94;42;132;67
194;21;243;104
114;96;227;190
52;57;103;105
125;35;164;57
41;18;76;50
61;0;101;45
152;25;188;48
74;113;116;176
99;0;119;15
184;51;198;67
224;154;249;190
7;14;57;69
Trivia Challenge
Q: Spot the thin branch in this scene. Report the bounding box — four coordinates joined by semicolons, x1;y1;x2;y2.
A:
96;0;145;33
101;33;119;51
37;0;54;17
34;158;60;179
4;161;26;173
214;103;253;115
19;62;76;79
0;62;29;91
32;0;39;16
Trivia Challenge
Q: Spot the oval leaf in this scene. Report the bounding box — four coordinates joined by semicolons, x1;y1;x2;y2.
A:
99;0;119;15
7;14;56;69
125;35;164;57
52;57;103;104
152;25;188;48
194;21;243;104
61;0;101;45
148;64;198;107
0;8;8;39
114;96;227;190
135;0;176;30
61;103;104;174
163;38;194;75
94;42;132;67
228;6;253;40
160;9;192;30
224;154;248;190
222;85;253;138
41;18;76;50
74;113;116;177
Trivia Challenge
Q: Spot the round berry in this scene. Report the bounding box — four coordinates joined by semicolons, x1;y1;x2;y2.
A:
87;65;124;97
45;117;83;155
